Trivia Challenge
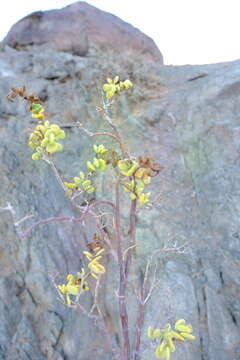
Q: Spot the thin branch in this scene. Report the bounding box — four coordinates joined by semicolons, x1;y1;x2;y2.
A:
0;202;34;237
86;200;116;212
123;244;136;261
21;209;90;238
14;214;35;227
0;202;16;216
103;112;129;157
43;156;66;193
77;122;123;149
144;263;159;305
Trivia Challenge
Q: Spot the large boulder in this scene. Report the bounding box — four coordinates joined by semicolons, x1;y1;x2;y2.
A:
3;1;163;61
0;2;239;360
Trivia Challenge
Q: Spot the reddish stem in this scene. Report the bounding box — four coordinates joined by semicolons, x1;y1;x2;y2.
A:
20;214;87;238
134;253;150;360
125;199;137;277
20;201;116;238
115;184;130;360
134;291;145;360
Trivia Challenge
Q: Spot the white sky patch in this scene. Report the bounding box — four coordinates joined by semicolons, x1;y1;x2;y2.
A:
0;0;239;65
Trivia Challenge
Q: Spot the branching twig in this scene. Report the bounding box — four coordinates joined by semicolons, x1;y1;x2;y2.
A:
19;200;116;239
98;96;130;158
0;202;34;237
81;276;120;360
133;242;188;359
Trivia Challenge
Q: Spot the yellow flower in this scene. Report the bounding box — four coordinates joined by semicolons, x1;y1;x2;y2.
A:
174;319;195;340
58;272;89;306
118;159;138;177
93;144;109;155
87;161;96;172
88;257;106;276
139;192;151;206
32;110;45;120
153;328;162;339
174;319;192;333
28;120;65;160
102;76;133;99
83;250;94;260
147;326;154;340
83;248;106;279
148;320;195;359
123;79;133;89
134;167;151;184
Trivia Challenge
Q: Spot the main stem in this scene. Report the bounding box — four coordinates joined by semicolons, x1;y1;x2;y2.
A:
115;184;130;360
134;291;145;360
126;199;145;360
125;199;137;277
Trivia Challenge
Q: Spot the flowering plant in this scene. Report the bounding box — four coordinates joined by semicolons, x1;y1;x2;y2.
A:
6;78;195;360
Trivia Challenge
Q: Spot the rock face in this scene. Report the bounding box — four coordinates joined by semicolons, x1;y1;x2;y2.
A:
3;1;163;61
0;2;240;360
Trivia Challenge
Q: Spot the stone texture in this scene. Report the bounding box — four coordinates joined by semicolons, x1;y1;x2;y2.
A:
0;2;240;360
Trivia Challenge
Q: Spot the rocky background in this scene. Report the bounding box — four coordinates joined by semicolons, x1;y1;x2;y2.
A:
0;1;240;359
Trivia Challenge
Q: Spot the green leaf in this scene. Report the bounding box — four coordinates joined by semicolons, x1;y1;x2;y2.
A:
114;75;120;83
49;133;55;144
98;159;107;171
32;152;41;160
118;159;138;177
153;328;162;339
56;130;65;140
74;177;81;185
82;180;91;190
103;84;111;92
79;171;85;180
87;161;96;172
86;186;95;194
46;143;59;153
31;104;44;114
123;79;133;89
93;158;100;168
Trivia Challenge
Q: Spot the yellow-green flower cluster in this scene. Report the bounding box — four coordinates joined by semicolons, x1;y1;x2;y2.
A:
58;269;89;306
87;144;109;173
147;320;195;360
118;159;151;206
64;145;109;196
64;171;95;196
102;76;133;99
87;158;107;172
28;121;65;160
83;248;106;279
93;144;109;155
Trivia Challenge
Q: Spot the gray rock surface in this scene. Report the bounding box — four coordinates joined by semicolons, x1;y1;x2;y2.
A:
0;2;240;360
